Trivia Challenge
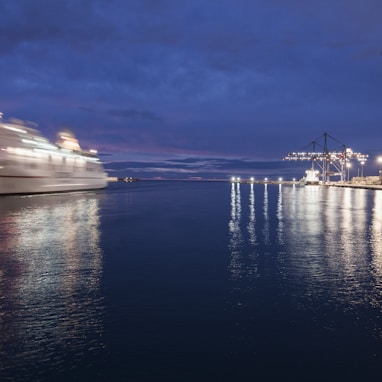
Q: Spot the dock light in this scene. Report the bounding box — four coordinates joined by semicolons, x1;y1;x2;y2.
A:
360;161;365;177
231;176;236;182
292;178;296;182
345;147;353;159
378;156;382;184
278;177;283;182
264;177;268;182
250;177;254;183
378;157;382;171
346;162;352;181
237;177;241;182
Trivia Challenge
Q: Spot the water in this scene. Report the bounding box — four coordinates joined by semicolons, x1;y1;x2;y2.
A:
1;181;382;381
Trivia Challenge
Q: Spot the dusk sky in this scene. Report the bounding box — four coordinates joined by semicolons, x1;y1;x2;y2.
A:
1;0;382;179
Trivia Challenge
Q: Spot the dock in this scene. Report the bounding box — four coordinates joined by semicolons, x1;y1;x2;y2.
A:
230;179;299;185
107;177;139;182
330;183;382;191
329;175;382;190
230;176;382;190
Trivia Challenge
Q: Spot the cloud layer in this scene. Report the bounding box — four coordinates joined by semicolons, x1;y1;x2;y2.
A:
1;0;382;177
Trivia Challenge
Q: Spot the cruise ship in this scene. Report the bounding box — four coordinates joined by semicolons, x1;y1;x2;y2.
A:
0;114;108;194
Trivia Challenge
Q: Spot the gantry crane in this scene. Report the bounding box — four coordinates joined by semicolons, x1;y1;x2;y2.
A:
283;132;368;183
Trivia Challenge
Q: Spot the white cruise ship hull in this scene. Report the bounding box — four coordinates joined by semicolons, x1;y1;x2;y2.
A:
0;172;107;194
0;116;108;195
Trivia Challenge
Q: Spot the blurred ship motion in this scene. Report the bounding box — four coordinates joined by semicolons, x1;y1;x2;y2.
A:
0;114;107;194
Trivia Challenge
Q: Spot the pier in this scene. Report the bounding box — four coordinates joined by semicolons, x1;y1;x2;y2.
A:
230;176;382;190
330;176;382;190
331;183;382;190
230;177;299;185
107;176;139;182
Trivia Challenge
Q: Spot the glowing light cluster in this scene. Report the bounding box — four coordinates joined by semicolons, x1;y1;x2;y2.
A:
284;150;368;163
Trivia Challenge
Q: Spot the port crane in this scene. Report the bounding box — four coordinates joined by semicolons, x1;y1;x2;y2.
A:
283;132;368;183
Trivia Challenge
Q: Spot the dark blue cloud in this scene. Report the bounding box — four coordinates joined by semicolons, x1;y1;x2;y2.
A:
1;0;382;178
104;157;312;180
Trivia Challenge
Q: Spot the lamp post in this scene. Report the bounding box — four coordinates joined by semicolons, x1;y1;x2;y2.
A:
360;161;365;178
378;157;382;184
346;162;351;182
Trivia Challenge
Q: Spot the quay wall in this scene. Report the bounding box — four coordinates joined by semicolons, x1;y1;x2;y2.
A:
331;176;382;190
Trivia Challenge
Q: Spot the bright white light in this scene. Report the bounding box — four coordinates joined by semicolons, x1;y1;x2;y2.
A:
278;177;283;181
3;125;27;134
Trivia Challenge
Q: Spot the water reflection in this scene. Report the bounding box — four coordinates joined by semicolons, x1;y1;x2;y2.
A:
280;186;382;310
262;184;270;245
229;184;382;313
337;188;369;303
276;183;284;245
371;191;382;307
247;183;256;246
0;192;104;379
229;183;243;280
229;182;264;284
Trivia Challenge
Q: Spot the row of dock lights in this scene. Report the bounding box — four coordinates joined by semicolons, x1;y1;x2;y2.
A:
231;176;291;184
349;155;382;183
231;176;264;183
231;156;382;185
344;155;382;181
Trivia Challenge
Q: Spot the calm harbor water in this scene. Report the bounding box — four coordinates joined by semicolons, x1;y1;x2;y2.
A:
1;181;382;381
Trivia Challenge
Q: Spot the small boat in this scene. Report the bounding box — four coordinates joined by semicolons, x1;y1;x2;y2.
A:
0;114;108;194
117;177;139;182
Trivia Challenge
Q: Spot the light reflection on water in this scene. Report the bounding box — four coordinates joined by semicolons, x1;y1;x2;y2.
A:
247;183;256;247
276;183;284;245
281;186;374;307
228;183;244;280
228;184;382;314
0;192;104;380
262;183;270;245
227;183;382;379
371;191;382;308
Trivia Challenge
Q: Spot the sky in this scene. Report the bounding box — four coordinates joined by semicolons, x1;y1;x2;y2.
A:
1;0;382;179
